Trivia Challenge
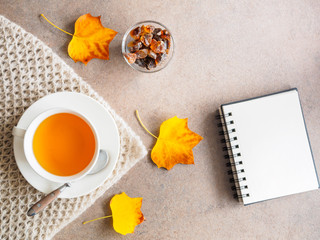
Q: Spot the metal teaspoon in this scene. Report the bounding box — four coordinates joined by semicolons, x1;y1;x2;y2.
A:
27;150;109;216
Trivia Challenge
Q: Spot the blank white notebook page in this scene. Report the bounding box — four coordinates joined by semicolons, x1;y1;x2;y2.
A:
222;89;319;205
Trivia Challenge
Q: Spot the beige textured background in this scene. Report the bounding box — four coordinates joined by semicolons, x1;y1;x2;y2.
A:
1;0;320;239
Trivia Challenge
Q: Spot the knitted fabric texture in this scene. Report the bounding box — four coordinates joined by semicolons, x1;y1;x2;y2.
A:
0;15;147;240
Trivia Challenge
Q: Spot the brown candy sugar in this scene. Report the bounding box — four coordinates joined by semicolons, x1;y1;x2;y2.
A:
130;26;141;40
126;24;171;70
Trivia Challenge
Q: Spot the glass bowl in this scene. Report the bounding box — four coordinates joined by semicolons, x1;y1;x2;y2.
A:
122;20;174;73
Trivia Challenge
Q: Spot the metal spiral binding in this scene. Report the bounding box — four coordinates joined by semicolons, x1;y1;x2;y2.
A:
231;185;248;191
226;161;242;167
227;169;245;175
219;128;236;135
229;177;246;183
217;120;234;127
224;153;241;159
220;136;237;143
217;110;249;201
222;145;239;151
215;112;232;119
234;193;250;199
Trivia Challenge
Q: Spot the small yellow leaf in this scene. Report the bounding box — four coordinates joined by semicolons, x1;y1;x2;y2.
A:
68;13;117;64
110;192;144;235
151;116;203;170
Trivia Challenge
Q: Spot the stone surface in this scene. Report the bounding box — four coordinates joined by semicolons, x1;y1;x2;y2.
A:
1;0;320;239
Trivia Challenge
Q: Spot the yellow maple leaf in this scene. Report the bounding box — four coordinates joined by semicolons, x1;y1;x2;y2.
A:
110;192;144;235
136;111;203;170
41;13;117;65
82;192;144;235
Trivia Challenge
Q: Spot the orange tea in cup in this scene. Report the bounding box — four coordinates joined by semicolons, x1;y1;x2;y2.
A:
32;113;96;176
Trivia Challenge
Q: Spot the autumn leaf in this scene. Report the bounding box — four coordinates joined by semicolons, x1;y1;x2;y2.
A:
68;14;117;64
83;192;144;235
110;192;144;235
136;111;203;170
41;13;117;64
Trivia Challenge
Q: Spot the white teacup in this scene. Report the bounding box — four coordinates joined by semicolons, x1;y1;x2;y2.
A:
13;108;106;183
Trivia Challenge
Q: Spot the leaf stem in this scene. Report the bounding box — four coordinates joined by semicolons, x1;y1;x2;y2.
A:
135;110;158;139
40;14;73;36
82;215;112;225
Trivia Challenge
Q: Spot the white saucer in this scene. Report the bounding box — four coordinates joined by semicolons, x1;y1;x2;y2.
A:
13;92;120;198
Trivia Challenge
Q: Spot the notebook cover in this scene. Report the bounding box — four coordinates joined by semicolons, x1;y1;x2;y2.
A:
220;88;319;205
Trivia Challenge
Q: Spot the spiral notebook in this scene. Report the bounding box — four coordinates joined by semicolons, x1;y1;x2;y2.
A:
218;88;319;205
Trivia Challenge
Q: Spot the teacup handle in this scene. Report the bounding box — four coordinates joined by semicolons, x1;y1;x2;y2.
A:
12;126;26;138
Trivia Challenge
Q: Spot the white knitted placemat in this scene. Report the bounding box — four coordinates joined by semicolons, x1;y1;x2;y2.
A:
0;15;147;240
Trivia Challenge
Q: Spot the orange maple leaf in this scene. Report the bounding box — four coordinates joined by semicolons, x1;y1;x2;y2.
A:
83;192;144;235
41;13;117;64
136;111;203;170
68;14;117;64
